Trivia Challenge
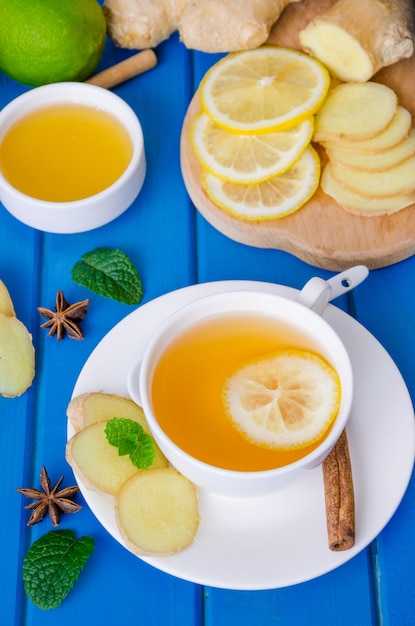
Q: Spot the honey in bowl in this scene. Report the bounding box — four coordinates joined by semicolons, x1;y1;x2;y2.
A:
0;103;133;202
151;312;339;472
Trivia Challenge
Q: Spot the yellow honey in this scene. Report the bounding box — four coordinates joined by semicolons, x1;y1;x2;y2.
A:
0;103;133;202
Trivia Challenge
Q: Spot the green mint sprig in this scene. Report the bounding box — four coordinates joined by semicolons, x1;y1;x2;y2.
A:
23;530;94;610
71;247;143;304
105;417;155;469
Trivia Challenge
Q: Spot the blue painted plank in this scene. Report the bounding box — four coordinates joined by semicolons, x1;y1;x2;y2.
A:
351;258;415;626
351;258;415;405
0;211;39;624
205;552;375;626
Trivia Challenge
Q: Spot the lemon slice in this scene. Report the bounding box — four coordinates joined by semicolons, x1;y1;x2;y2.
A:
222;350;341;451
190;112;314;184
199;47;330;133
201;146;320;220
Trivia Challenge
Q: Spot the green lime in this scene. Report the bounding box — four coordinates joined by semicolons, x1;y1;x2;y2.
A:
0;0;106;87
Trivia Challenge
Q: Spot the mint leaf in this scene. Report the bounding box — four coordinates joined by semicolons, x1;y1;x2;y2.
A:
105;417;155;469
118;433;139;456
105;417;144;448
129;433;155;467
23;530;94;610
71;247;143;304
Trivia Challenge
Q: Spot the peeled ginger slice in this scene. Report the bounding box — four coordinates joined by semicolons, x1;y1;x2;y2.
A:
0;313;35;397
330;154;415;198
326;129;415;172
321;164;415;215
0;280;15;316
116;468;200;556
314;82;397;142
66;421;168;496
68;391;155;432
322;106;412;154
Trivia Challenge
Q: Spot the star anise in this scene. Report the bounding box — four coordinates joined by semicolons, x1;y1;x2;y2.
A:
16;466;82;527
38;290;89;341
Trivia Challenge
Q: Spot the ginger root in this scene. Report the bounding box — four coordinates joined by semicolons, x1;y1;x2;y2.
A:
103;0;187;50
103;0;299;52
179;0;300;52
299;0;415;82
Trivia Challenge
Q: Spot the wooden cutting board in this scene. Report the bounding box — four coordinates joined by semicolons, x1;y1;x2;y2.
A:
180;0;415;271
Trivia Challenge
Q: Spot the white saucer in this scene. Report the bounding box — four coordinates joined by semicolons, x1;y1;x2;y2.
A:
69;281;415;590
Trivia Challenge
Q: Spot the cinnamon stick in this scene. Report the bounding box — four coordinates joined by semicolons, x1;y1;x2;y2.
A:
322;429;355;551
85;49;157;89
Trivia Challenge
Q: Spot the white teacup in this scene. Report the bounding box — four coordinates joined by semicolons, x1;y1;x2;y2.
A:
0;82;145;233
128;266;368;498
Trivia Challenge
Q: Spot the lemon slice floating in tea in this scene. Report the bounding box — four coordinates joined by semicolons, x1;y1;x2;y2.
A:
221;349;341;450
199;47;330;133
190;112;314;184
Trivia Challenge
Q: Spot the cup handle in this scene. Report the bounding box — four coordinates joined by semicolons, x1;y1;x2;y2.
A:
297;265;369;316
127;354;144;406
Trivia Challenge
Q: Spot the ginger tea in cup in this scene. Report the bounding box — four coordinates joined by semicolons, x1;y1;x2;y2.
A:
128;289;354;498
151;311;339;472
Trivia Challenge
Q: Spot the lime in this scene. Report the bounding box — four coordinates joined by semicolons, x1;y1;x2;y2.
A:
0;0;106;86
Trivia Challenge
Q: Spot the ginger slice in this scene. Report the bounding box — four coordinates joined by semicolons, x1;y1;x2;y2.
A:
68;391;151;432
314;82;397;142
321;163;415;215
116;468;200;556
330;154;415;198
0;312;35;397
321;106;412;154
326;129;415;172
0;280;15;316
299;0;414;82
66;420;169;496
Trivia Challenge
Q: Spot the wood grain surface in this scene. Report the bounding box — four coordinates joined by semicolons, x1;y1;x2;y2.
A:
180;0;415;271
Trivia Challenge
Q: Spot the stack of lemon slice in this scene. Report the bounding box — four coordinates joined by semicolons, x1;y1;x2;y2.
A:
190;47;330;221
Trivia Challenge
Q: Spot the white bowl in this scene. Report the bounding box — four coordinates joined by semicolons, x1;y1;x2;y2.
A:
128;289;354;498
0;82;145;233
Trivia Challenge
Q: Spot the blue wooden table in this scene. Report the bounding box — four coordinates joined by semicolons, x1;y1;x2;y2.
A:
1;31;415;626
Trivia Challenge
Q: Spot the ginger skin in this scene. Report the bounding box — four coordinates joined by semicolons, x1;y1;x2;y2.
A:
179;0;300;52
103;0;187;49
103;0;299;52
